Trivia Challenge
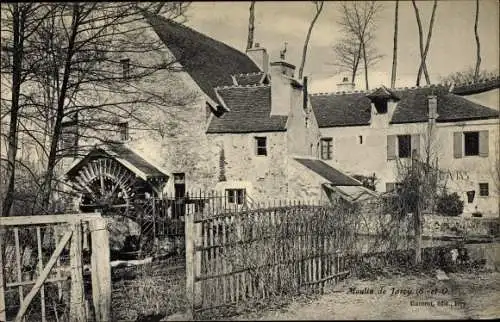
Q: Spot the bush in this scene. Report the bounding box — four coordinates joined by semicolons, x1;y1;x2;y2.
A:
436;192;464;216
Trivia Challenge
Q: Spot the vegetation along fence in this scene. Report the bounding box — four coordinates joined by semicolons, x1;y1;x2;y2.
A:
0;213;111;322
185;201;358;318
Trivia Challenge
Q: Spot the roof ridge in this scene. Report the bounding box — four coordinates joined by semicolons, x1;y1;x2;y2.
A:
451;75;500;87
234;72;264;77
214;83;270;90
310;89;369;96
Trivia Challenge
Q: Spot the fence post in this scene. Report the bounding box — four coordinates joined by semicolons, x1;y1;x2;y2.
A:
70;221;86;322
186;212;195;319
0;229;6;322
89;217;111;322
186;210;203;319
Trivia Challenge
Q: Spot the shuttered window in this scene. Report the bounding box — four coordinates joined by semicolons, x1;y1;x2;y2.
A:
454;130;489;158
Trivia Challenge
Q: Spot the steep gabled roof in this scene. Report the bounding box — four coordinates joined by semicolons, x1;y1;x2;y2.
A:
294;158;361;186
311;85;499;127
207;85;287;133
143;12;260;104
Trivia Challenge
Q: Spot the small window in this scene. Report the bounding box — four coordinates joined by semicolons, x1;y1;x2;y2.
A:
464;131;479;156
118;122;129;141
374;99;388;113
320;138;333;160
255;137;267;156
479;183;489;197
226;189;245;205
359;135;363;144
120;58;130;78
397;135;411;158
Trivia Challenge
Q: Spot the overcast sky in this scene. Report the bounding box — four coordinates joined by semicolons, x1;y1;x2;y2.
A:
184;1;499;93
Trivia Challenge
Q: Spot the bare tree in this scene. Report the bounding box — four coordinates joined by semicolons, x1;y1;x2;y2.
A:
1;4;56;217
412;0;438;86
2;3;194;215
298;1;324;80
440;67;499;85
331;32;382;83
337;1;382;90
474;0;481;81
246;1;256;51
390;0;399;88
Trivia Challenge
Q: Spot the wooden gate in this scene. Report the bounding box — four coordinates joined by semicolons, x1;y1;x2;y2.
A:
0;214;111;322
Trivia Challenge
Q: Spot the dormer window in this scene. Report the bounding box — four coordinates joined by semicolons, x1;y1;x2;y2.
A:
366;86;399;114
373;98;388;114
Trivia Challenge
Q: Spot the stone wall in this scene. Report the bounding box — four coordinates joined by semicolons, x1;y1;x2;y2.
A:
207;132;288;203
423;214;500;237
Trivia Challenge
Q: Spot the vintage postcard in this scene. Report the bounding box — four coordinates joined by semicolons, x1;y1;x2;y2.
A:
0;1;499;321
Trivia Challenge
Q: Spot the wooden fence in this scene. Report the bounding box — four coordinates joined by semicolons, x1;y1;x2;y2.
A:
185;202;356;318
0;213;111;322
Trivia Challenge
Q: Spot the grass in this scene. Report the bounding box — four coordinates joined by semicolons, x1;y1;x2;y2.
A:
111;258;186;321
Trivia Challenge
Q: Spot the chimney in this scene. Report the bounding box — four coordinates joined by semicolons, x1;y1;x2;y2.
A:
246;43;269;74
428;95;438;122
336;77;355;91
269;59;296;116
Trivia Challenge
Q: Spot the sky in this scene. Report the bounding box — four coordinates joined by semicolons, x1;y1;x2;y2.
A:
183;0;499;93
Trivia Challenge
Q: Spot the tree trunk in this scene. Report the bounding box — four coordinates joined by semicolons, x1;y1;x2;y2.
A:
413;0;437;86
298;2;324;80
246;1;255;51
390;0;399;88
362;41;369;90
351;42;362;83
420;0;437;85
474;0;481;82
41;4;80;214
2;4;24;217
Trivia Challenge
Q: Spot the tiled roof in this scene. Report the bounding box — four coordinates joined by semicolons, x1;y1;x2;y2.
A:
65;143;168;180
143;12;260;104
207;85;287;133
294;158;361;186
234;72;264;86
311;92;372;127
311;86;499;127
451;77;500;95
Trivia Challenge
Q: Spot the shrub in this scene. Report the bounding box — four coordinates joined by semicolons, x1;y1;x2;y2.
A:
436;192;464;217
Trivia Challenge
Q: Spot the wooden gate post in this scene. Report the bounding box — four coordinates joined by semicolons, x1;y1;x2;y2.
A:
89;217;111;322
70;221;86;322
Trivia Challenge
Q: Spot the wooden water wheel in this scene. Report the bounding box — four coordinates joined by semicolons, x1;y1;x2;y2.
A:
72;158;137;213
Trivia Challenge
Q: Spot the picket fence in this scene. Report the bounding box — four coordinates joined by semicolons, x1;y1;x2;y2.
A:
185;202;355;318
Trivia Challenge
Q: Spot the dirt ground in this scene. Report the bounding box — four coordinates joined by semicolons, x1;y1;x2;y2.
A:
232;271;500;320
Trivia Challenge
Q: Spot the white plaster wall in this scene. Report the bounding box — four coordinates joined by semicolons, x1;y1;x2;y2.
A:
320;118;499;217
